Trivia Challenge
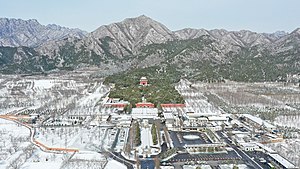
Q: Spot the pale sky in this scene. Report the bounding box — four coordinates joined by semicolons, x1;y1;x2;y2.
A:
0;0;299;33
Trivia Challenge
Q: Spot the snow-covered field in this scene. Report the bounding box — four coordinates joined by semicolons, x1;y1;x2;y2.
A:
0;72;131;168
273;114;300;166
20;149;108;169
20;149;65;169
267;139;300;167
275;115;300;129
191;81;300;111
175;79;223;115
0;118;31;168
0;112;111;169
219;164;249;169
105;159;127;169
34;125;122;153
0;74;110;118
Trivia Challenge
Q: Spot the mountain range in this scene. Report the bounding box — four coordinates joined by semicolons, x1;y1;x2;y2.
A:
0;18;87;47
0;15;299;82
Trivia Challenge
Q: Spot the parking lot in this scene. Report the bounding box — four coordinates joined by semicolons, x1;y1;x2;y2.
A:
167;150;241;163
169;131;212;148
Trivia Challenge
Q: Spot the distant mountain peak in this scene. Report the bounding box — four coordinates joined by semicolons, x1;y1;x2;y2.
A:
291;28;300;35
85;15;175;56
131;14;150;19
124;14;151;21
0;17;87;47
121;15;166;28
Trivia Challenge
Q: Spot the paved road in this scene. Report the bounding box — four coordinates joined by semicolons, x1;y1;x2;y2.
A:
140;158;155;169
216;131;264;169
161;142;168;153
111;128;120;150
107;152;135;169
246;151;274;169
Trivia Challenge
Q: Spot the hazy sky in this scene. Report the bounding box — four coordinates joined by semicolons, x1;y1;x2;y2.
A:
1;0;299;33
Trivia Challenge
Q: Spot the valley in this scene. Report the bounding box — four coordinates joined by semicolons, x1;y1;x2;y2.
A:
0;69;299;168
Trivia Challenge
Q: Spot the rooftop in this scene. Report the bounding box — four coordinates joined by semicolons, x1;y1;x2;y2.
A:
131;108;158;119
242;114;275;129
268;153;297;168
255;143;277;153
163;112;175;119
207;116;228;121
240;142;258;148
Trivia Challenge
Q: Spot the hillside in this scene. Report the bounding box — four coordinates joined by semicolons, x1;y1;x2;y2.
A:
0;15;299;82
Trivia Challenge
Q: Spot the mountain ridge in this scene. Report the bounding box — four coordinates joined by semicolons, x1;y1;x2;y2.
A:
0;15;299;82
0;18;87;47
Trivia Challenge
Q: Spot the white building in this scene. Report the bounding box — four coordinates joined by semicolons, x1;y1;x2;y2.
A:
241;114;275;131
163;112;180;129
240;142;259;151
183;112;229;130
268;153;298;169
207;116;228;122
131;108;158;119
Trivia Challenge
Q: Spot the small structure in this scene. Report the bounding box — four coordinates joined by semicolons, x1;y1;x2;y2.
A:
161;104;185;108
140;77;148;86
136;102;155;108
103;98;129;109
184;116;208;128
240;142;259;151
131;108;158;119
207;116;228;122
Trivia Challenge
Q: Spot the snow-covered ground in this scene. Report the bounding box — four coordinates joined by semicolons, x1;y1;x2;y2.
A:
0;71;135;168
176;79;222;115
137;124;160;157
104;159;127;169
141;127;152;148
271;114;300;166
0;72;123;168
20;149;107;169
34;126;109;151
20;149;64;169
267;139;300;167
189;81;300;111
183;165;212;169
219;164;249;169
274;115;300;129
0;118;31;168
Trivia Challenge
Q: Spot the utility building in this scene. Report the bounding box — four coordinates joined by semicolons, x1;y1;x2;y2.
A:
140;77;148;86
